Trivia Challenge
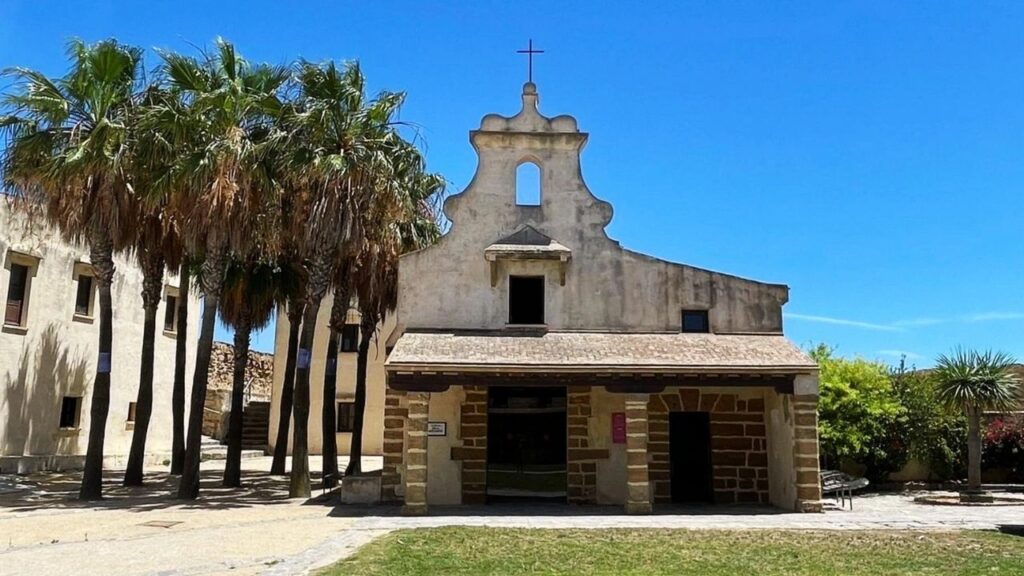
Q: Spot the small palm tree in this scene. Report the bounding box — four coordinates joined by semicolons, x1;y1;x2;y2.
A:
218;261;279;487
934;348;1021;498
1;39;143;499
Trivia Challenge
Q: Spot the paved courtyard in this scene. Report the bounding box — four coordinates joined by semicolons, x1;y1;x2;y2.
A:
1;457;1022;576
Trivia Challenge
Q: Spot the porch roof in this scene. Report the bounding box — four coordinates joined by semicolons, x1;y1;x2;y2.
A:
386;330;817;375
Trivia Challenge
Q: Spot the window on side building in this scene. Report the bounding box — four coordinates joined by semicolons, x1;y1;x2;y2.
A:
508;275;545;325
59;396;81;429
163;294;178;333
5;263;29;326
340;324;359;353
74;274;93;317
681;310;710;333
336;402;356;432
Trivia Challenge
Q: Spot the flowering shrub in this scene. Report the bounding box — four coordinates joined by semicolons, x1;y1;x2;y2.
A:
983;416;1024;482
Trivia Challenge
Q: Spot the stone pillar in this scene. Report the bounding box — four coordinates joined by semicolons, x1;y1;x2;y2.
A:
381;387;406;503
402;391;430;515
793;375;823;513
625;393;652;514
567;387;601;504
459;386;488;504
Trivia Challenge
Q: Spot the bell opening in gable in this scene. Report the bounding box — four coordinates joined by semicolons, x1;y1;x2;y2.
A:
515;161;541;206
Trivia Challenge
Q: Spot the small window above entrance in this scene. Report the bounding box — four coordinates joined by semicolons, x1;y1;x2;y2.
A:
681;310;710;333
508;275;545;325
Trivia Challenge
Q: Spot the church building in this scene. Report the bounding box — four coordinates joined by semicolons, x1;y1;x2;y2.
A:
382;81;823;514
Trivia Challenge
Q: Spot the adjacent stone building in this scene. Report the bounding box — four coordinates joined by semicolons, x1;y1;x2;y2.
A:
382;83;822;514
0;202;199;473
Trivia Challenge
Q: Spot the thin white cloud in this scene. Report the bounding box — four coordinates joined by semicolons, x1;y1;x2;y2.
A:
788;311;1024;332
785;313;902;332
962;312;1024;323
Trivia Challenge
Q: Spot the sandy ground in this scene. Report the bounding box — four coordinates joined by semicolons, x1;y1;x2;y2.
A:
3;457;1023;576
0;456;385;576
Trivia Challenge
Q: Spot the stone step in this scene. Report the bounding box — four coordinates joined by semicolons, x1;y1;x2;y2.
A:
199;446;263;461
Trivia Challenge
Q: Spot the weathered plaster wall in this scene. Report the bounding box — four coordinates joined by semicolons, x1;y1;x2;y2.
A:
395;83;789;337
0;203;199;470
268;305;392;456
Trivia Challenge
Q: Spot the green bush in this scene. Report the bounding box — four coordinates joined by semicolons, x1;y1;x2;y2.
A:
890;364;967;481
811;345;907;482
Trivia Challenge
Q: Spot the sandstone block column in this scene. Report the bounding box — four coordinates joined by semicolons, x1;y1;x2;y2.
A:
625;393;652;514
793;375;823;513
402;392;430;515
381;387;406;502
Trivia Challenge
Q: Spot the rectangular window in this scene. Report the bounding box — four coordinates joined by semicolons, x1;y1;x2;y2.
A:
127;402;137;423
340;324;359;353
337;402;356;432
681;310;710;333
59;396;81;429
74;275;93;316
5;263;29;326
508;275;545;325
163;295;177;332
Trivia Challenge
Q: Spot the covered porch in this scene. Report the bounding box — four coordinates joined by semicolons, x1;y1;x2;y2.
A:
382;331;823;515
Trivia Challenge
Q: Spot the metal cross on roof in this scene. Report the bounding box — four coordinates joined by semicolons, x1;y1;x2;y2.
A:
516;39;544;83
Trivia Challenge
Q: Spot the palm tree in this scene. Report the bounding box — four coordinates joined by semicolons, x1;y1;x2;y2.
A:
218;261;279;487
153;39;288;499
320;262;353;488
170;259;191;475
934;348;1021;499
270;287;303;475
124;85;185;486
282;60;401;498
346;142;443;476
1;39;143;499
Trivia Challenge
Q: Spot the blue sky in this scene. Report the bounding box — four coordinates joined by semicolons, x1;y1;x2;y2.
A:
3;2;1022;366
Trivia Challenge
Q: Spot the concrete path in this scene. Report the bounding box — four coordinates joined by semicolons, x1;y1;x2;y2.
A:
2;457;1023;576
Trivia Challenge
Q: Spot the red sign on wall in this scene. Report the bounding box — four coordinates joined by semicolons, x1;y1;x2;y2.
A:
612;412;626;444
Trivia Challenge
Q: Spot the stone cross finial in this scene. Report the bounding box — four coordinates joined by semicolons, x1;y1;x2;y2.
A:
516;39;544;83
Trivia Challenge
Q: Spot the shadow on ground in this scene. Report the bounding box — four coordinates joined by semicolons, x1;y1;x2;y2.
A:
0;467;338;513
328;501;787;518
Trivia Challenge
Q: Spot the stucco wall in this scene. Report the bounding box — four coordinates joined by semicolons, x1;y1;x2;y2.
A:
394;83;789;337
766;389;796;508
0;203;199;467
268;303;392;456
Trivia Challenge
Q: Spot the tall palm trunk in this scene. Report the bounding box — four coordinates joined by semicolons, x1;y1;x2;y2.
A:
223;313;252;487
124;250;165;486
79;225;116;500
321;328;340;489
178;244;228;500
170;263;190;475
271;298;303;475
290;261;331;498
345;315;375;476
321;284;351;488
967;404;982;492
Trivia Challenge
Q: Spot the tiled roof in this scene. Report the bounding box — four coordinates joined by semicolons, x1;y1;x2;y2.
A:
387;331;817;373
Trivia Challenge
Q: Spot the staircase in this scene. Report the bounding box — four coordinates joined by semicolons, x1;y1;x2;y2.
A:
241;401;271;451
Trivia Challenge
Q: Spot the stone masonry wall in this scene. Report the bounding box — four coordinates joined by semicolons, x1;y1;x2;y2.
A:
208;342;274;401
648;388;769;504
381;388;406;502
457;386;488;504
567;386;607;504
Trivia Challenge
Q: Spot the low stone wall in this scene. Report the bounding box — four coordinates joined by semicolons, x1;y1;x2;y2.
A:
648;388;770;505
208;342;274;401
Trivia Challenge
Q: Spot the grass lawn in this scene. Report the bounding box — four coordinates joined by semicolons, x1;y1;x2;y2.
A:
321;528;1024;575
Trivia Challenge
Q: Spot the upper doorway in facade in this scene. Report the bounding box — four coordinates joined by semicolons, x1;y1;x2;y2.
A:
669;412;714;503
486;386;567;502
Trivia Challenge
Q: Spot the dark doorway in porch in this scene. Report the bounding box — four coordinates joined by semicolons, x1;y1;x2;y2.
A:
669;411;714;503
487;386;567;502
